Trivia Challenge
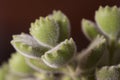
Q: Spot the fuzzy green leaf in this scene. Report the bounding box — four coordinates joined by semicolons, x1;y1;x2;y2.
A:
9;53;34;76
41;38;76;68
95;6;120;39
77;36;105;74
96;66;120;80
26;58;60;73
30;17;59;48
11;33;49;59
81;19;99;40
49;10;70;42
0;63;9;80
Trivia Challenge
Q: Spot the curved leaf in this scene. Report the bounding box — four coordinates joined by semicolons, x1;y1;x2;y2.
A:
49;10;70;42
9;53;34;76
81;19;99;41
95;6;120;39
77;36;106;73
96;66;120;80
42;38;76;68
26;58;60;73
11;33;49;59
30;17;59;47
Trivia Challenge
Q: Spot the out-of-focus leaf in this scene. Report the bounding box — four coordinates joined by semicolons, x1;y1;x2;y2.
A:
9;53;34;76
26;58;60;73
77;36;106;74
81;19;99;41
96;66;120;80
95;6;120;39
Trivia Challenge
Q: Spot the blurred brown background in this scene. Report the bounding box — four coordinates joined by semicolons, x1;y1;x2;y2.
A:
0;0;119;64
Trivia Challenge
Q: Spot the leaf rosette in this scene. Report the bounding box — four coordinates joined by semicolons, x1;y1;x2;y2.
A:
11;11;76;71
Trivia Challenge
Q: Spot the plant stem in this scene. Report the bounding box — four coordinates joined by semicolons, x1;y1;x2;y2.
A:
108;40;115;65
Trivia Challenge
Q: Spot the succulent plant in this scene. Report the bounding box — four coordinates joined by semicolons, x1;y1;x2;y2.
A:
81;5;120;80
1;5;120;80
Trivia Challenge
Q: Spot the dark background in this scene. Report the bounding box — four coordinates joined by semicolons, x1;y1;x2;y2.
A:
0;0;119;64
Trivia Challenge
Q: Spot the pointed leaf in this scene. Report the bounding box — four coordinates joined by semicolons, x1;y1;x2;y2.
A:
96;66;120;80
77;36;105;73
81;19;99;40
95;6;120;39
11;33;49;59
42;38;76;68
30;17;59;47
49;10;70;42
